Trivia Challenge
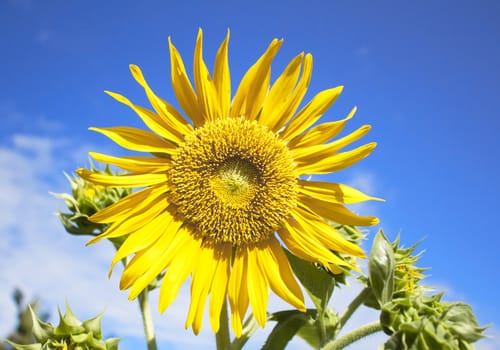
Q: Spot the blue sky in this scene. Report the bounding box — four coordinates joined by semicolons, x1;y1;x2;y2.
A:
1;0;499;349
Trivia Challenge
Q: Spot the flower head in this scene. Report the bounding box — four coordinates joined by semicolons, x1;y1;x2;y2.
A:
77;29;381;336
8;303;120;350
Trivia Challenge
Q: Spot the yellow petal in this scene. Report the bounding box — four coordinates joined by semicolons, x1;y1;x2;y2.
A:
292;125;371;162
127;226;186;300
208;243;231;333
298;179;382;204
296;142;377;175
168;37;203;126
287;107;356;148
246;245;269;327
193;29;220;122
293;206;365;258
122;217;185;296
95;195;167;241
185;243;218;334
158;228;199;313
271;53;313;132
259;53;304;128
104;90;182;144
89;152;170;173
257;238;305;311
299;195;379;226
228;247;249;337
279;219;353;268
280;86;343;141
89;126;176;155
231;38;283;119
77;168;167;188
129;64;193;137
88;184;167;225
213;30;231;119
109;207;176;272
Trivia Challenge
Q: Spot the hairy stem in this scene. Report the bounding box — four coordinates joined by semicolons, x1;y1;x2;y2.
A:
320;321;383;350
338;287;371;330
137;289;158;350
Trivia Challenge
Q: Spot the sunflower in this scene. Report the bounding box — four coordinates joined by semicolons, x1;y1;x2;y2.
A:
77;29;381;336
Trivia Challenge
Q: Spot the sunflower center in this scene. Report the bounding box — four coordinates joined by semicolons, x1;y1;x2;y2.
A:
211;159;258;208
169;118;297;246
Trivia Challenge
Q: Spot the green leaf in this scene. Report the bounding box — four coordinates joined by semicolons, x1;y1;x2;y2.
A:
296;309;339;349
285;250;335;312
368;230;395;307
262;311;312;350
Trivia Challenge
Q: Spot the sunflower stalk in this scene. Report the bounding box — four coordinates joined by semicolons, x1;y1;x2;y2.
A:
215;301;231;350
317;287;331;347
337;287;371;329
138;289;158;350
320;321;382;350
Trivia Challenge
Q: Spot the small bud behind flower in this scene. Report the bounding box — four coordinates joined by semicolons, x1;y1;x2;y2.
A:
53;165;131;237
7;303;120;350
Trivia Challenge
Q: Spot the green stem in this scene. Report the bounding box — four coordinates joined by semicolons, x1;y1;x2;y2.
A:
230;315;258;350
317;285;332;346
320;321;382;350
338;287;370;330
216;300;231;350
137;289;158;350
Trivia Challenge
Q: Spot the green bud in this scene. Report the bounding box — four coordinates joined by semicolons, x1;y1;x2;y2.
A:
53;164;131;237
381;294;486;349
392;235;429;299
8;303;120;350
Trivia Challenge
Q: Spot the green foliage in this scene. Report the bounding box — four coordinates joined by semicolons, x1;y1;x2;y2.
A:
7;303;120;350
286;252;336;313
381;294;486;350
368;230;395;308
1;289;50;350
53;165;131;237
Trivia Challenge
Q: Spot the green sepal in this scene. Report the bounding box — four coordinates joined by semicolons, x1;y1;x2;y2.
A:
104;337;121;350
368;230;395;307
443;303;486;343
262;310;314;350
285;250;335;312
4;341;42;350
29;305;53;342
54;303;85;336
82;311;104;339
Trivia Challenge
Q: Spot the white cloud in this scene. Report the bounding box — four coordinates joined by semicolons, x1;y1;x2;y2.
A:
0;134;143;344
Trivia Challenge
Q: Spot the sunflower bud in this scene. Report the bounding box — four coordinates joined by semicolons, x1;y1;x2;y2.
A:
381;293;486;349
7;303;120;350
53;165;131;237
392;235;429;299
